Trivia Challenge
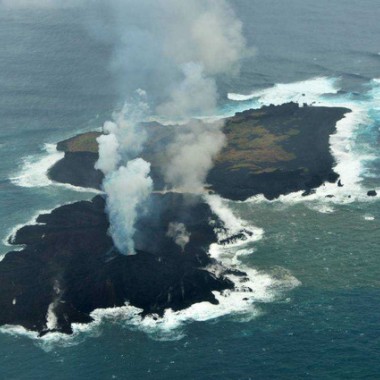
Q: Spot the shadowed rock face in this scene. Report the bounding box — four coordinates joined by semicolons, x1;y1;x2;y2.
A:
48;103;350;199
0;194;234;336
208;103;346;200
48;151;103;189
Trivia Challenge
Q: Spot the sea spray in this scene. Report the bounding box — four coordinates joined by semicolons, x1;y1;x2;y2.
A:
229;77;380;206
11;144;64;188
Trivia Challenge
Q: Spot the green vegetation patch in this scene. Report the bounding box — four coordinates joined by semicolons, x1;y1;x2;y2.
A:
57;132;101;153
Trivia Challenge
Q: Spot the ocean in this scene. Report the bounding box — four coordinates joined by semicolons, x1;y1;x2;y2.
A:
0;1;379;379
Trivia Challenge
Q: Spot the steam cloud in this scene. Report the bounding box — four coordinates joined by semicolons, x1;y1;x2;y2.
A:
90;0;247;254
164;120;226;193
95;102;148;175
166;222;191;252
95;101;153;255
9;0;248;254
103;159;153;255
87;0;247;112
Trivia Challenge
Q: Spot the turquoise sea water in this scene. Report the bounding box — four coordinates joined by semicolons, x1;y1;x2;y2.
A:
0;1;379;379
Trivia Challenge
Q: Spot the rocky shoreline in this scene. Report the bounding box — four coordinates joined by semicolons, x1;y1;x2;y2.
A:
0;103;351;335
49;103;350;199
1;194;241;336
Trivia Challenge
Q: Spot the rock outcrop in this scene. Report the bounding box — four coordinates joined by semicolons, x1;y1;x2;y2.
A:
49;103;350;199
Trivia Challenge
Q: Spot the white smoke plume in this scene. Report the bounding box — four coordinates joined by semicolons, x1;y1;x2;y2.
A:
95;100;152;255
103;158;153;255
95;133;120;175
88;0;247;255
86;0;247;115
166;222;191;252
164;120;226;193
95;101;148;175
156;63;218;119
10;0;248;254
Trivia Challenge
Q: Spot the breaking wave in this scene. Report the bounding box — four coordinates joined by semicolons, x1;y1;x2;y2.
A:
10;76;379;344
1;200;84;260
10;143;101;194
10;143;63;188
227;77;380;207
228;76;339;105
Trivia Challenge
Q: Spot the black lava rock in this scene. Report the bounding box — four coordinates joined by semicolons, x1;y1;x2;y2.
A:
0;194;236;335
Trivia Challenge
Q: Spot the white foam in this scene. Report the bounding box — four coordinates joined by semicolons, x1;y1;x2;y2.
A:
228;77;380;208
0;193;299;346
205;194;264;262
203;194;299;321
11;144;64;188
54;182;103;194
8;77;359;344
0;324;83;351
41;260;299;345
228;77;339;105
10;143;102;194
204;195;300;305
46;302;58;331
307;204;335;214
2;200;82;253
2;209;49;249
0;325;39;340
35;266;297;346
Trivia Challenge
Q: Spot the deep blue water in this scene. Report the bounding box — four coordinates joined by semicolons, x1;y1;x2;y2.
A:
0;1;379;379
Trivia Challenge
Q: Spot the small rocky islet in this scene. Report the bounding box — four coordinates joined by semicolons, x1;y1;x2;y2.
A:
50;102;350;199
0;103;354;335
1;194;236;335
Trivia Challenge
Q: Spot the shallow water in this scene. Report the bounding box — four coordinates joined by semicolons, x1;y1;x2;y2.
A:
0;1;379;379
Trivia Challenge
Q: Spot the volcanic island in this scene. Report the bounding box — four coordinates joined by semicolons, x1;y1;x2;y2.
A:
0;103;350;335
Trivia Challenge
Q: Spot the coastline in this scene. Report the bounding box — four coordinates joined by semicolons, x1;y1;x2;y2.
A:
0;102;352;336
0;193;266;336
48;103;350;200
